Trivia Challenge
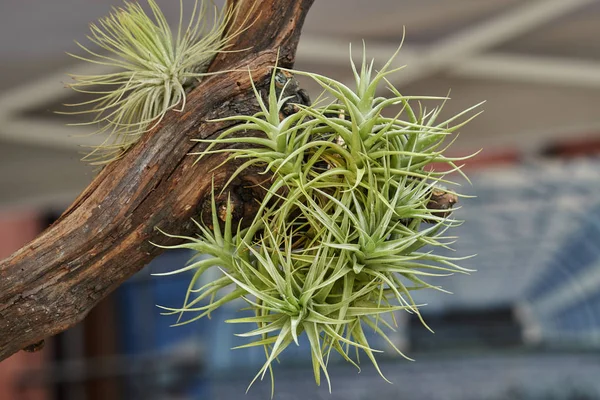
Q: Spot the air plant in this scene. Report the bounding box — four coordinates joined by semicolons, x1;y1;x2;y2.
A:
155;45;482;395
63;0;242;164
59;0;480;394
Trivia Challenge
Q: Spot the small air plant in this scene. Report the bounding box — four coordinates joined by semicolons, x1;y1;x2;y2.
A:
63;0;242;164
155;46;482;395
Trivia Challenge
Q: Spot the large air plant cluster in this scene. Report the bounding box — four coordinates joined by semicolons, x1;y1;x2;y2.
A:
60;0;481;394
156;48;481;394
64;0;241;164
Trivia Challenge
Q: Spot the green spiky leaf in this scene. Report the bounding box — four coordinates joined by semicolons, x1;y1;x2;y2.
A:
157;44;482;395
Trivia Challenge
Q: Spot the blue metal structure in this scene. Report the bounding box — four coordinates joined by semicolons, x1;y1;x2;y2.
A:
116;158;600;398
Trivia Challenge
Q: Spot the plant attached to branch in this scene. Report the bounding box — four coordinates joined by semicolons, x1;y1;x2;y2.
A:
63;0;241;164
155;46;482;395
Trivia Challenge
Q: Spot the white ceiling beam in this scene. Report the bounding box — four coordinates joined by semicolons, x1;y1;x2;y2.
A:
0;63;112;151
390;0;597;86
0;63;113;116
297;0;596;87
422;0;596;61
0;119;102;151
451;53;600;88
298;38;600;89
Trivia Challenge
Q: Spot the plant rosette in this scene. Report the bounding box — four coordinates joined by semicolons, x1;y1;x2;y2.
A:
155;46;482;394
63;0;244;164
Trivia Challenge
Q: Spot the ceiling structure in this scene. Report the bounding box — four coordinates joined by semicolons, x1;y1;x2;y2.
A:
1;0;600;209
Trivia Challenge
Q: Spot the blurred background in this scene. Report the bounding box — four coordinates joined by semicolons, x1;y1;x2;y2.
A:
2;0;600;399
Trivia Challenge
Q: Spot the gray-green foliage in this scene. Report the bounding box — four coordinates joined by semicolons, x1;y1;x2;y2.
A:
155;47;481;395
64;0;240;164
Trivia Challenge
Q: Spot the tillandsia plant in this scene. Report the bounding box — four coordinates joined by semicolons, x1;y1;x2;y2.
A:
154;45;483;395
62;0;244;164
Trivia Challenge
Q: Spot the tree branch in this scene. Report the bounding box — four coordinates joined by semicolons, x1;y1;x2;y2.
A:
0;0;315;361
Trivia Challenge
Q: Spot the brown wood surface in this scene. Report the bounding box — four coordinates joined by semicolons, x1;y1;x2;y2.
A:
0;0;315;362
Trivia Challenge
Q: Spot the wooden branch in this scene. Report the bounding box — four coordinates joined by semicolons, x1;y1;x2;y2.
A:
0;0;315;361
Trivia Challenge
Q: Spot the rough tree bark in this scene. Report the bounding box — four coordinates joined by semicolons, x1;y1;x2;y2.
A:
0;0;315;361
